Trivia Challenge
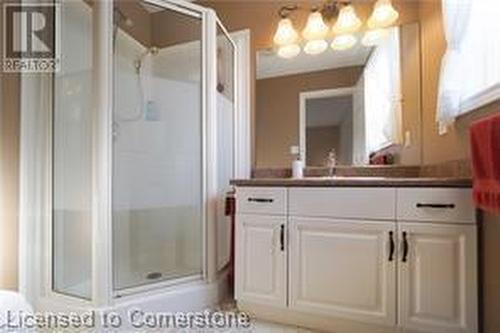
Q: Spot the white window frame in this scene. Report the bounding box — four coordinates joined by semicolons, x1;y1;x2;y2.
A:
459;83;500;117
299;87;356;165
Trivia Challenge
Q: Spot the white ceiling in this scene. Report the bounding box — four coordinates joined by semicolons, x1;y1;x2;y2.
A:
257;39;372;80
306;95;353;128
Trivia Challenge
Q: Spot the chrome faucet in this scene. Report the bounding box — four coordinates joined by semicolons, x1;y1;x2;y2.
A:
325;149;337;177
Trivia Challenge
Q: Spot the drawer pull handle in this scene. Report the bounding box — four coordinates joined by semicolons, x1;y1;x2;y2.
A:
402;231;409;263
280;224;285;252
416;203;455;209
248;198;274;203
388;231;395;262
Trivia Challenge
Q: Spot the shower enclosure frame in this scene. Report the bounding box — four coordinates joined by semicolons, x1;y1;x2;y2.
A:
19;0;243;312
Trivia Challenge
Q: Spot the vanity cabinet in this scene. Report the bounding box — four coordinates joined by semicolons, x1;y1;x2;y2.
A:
396;188;478;333
235;187;287;307
289;218;396;326
398;223;477;333
235;186;477;333
235;214;287;307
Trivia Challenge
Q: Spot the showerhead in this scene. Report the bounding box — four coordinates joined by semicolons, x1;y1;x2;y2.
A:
139;47;160;60
149;47;159;56
134;46;160;73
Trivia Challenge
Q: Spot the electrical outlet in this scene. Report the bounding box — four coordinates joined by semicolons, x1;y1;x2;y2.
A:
290;145;300;155
404;131;411;148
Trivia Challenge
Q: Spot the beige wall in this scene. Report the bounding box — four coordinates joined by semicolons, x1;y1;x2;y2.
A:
115;1;152;47
200;0;420;167
0;4;20;290
116;1;202;49
256;66;363;167
306;126;340;166
399;22;422;165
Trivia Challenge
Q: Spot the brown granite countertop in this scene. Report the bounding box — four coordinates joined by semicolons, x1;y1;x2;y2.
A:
230;177;472;188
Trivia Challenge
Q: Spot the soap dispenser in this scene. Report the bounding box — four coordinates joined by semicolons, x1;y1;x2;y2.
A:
290;146;304;179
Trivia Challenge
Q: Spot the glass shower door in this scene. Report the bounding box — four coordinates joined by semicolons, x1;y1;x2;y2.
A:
52;0;93;299
216;23;236;271
112;0;204;291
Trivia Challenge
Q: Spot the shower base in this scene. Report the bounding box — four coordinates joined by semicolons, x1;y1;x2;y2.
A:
36;270;230;331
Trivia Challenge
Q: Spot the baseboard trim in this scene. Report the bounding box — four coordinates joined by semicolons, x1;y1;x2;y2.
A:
238;301;394;333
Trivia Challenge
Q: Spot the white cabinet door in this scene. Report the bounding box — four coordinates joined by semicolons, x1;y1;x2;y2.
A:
235;214;287;307
289;217;397;326
398;223;477;333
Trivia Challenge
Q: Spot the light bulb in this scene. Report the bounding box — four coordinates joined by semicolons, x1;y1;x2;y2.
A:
277;44;301;59
331;34;357;51
273;18;299;46
367;0;399;29
332;5;362;35
362;28;390;46
302;11;329;41
304;40;328;55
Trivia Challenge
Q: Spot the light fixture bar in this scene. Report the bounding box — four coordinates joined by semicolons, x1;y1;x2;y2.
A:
272;0;399;58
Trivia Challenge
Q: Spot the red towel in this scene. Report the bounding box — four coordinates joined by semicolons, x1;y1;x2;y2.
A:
470;113;500;213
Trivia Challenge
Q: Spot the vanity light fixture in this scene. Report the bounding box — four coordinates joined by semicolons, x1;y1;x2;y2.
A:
277;44;302;59
274;7;302;59
361;28;390;46
367;0;400;29
331;34;358;50
332;4;362;35
302;10;329;55
273;0;399;58
273;17;299;46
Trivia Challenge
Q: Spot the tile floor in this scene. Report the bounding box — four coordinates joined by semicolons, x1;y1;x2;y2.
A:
217;300;320;333
246;319;319;333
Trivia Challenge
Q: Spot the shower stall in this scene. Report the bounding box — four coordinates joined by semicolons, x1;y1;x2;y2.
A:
19;0;245;316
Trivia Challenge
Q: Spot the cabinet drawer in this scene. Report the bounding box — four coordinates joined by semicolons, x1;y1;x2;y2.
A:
289;188;396;220
397;188;475;224
236;187;287;215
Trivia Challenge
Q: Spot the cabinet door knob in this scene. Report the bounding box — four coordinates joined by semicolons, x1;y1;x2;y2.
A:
402;231;409;263
388;231;395;262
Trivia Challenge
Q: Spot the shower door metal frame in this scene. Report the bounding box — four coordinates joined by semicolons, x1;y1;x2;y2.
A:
19;0;232;309
214;18;239;272
109;0;211;300
105;0;226;301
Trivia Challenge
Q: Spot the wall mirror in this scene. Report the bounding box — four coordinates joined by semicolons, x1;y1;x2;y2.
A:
255;23;422;168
